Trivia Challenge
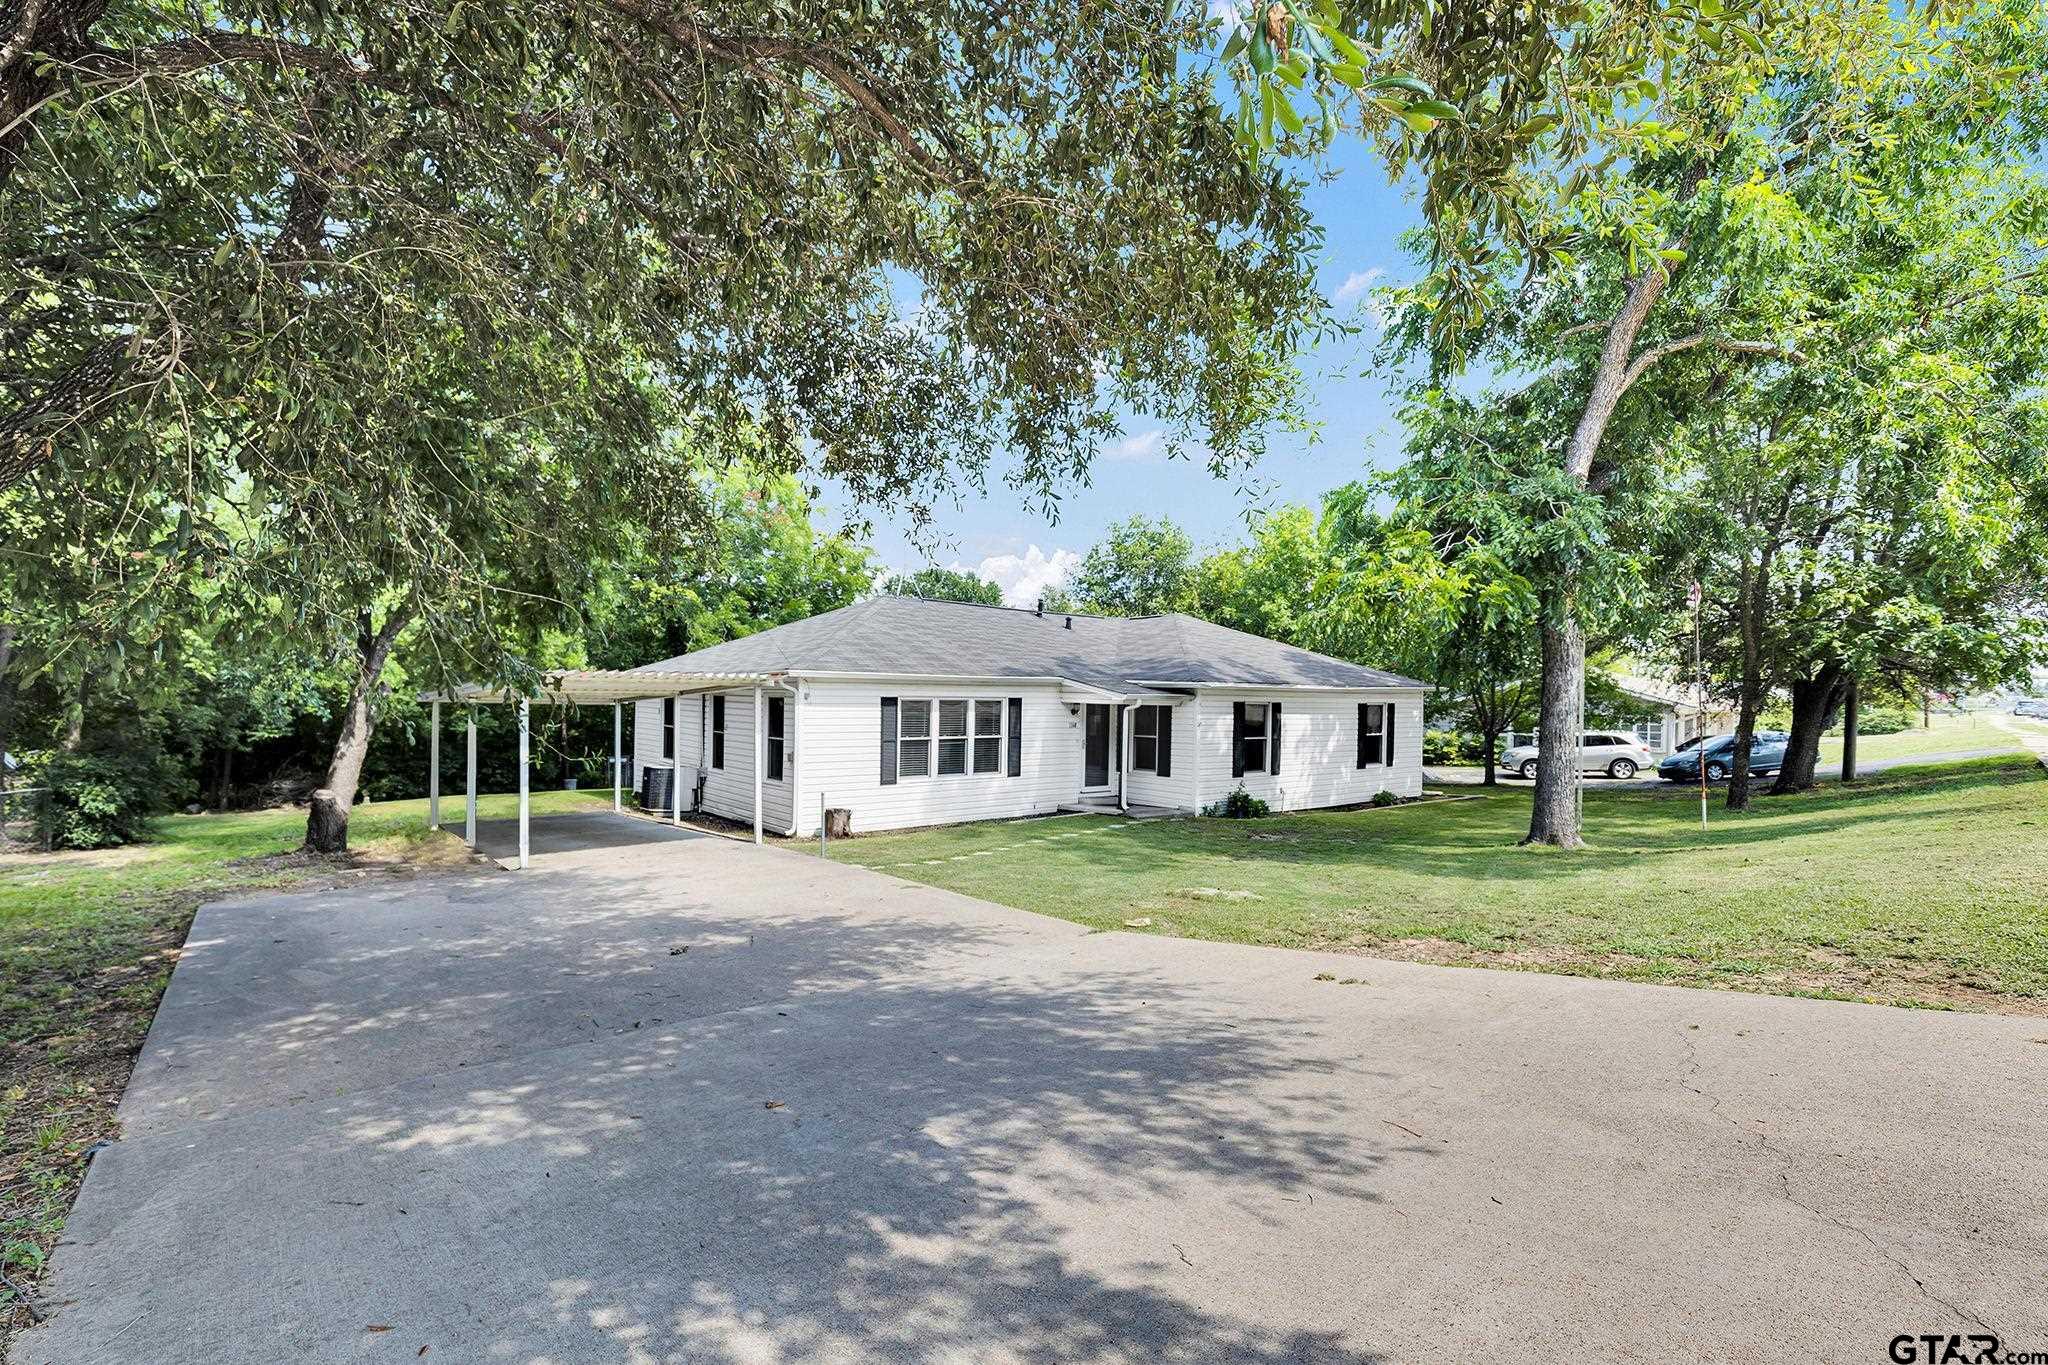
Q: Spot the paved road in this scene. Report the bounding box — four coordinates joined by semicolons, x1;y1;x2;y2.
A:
15;811;2047;1364
1428;746;2019;791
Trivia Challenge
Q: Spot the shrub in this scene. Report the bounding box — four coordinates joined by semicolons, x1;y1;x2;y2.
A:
30;746;179;849
1852;707;1915;735
1201;785;1270;819
1371;790;1401;808
1422;729;1481;765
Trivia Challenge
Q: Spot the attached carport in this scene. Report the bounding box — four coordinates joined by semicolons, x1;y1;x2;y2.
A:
419;668;772;868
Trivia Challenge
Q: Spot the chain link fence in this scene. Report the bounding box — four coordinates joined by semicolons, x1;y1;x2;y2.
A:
0;786;50;851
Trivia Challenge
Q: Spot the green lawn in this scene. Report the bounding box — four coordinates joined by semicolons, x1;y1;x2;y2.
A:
0;787;605;1331
1815;710;2048;763
830;756;2048;1012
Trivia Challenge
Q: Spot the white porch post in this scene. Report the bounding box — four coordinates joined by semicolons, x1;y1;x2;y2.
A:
428;699;441;830
517;698;530;870
1188;699;1201;814
752;683;764;845
464;711;477;847
1119;704;1132;813
671;693;683;827
786;685;800;837
612;703;622;813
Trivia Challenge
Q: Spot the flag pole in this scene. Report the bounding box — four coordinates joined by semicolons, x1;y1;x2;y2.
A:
1692;581;1708;833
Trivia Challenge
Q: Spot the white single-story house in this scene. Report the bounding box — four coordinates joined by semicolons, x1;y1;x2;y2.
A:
423;596;1426;864
626;596;1425;837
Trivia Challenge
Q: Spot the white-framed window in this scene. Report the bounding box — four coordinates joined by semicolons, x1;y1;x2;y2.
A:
938;700;969;775
899;699;932;777
1134;706;1159;772
1239;702;1268;772
973;700;1003;773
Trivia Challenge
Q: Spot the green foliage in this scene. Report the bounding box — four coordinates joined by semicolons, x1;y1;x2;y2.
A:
1201;785;1272;819
880;568;1003;607
29;743;183;850
1071;518;1199;617
1423;730;1482;765
1370;789;1402;808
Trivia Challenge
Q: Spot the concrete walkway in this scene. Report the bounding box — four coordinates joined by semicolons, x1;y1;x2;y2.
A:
14;810;2047;1363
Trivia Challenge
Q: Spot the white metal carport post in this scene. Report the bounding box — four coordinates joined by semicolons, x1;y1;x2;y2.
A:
752;683;764;845
671;693;683;827
517;698;530;870
428;699;441;830
464;710;477;847
612;703;622;813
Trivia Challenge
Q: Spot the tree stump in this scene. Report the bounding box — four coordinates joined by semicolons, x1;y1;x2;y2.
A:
305;789;350;852
824;807;853;839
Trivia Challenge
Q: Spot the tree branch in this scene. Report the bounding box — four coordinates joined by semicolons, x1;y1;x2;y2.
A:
1619;334;1804;394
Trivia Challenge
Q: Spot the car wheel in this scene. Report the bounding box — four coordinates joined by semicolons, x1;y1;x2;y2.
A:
1608;759;1637;779
1705;760;1730;782
1519;760;1539;781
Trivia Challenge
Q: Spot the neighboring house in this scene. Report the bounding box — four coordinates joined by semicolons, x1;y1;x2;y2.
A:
1609;673;1735;753
1504;673;1734;756
629;596;1426;836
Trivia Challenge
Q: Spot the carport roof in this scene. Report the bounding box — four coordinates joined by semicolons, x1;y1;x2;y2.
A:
422;670;769;706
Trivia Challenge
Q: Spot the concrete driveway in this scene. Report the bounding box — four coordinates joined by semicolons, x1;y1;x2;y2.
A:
14;810;2048;1364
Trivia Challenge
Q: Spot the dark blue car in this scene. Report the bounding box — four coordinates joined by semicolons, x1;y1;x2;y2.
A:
1658;732;1789;782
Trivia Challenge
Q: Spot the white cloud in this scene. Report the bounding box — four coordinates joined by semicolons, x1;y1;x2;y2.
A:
1104;430;1166;462
959;545;1082;608
1332;267;1384;305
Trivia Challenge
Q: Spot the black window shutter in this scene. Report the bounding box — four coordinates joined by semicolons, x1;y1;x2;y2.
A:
880;696;898;785
712;695;725;769
1007;697;1022;777
1269;701;1282;775
767;697;785;780
1384;702;1397;767
1232;702;1246;777
1157;706;1172;778
663;698;675;759
1356;702;1368;769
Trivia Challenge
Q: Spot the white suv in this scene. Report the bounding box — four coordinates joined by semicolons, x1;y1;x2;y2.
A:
1500;732;1657;780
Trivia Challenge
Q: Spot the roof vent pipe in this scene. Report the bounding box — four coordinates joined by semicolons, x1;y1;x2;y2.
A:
1065;616;1072;630
1036;598;1044;616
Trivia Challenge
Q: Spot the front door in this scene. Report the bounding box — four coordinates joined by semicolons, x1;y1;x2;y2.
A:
1083;704;1111;788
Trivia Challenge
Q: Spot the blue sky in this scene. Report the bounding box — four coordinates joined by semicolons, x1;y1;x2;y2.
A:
823;141;1427;607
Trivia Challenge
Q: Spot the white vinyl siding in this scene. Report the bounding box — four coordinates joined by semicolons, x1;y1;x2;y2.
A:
1194;688;1426;812
633;690;793;832
793;679;1073;835
1123;702;1195;810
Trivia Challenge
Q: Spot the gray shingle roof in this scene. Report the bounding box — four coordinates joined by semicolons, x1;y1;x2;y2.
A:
636;596;1423;691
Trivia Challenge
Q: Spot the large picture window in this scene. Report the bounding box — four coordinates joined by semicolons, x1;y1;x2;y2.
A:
886;696;1019;781
1132;704;1173;775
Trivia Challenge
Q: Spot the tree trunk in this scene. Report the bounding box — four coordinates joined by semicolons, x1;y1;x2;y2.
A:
0;621;13;794
1481;726;1499;786
1524;592;1585;848
1840;677;1859;783
1726;550;1770;812
58;673;85;751
1770;664;1848;795
216;744;234;811
1524;261;1677;847
305;604;411;853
